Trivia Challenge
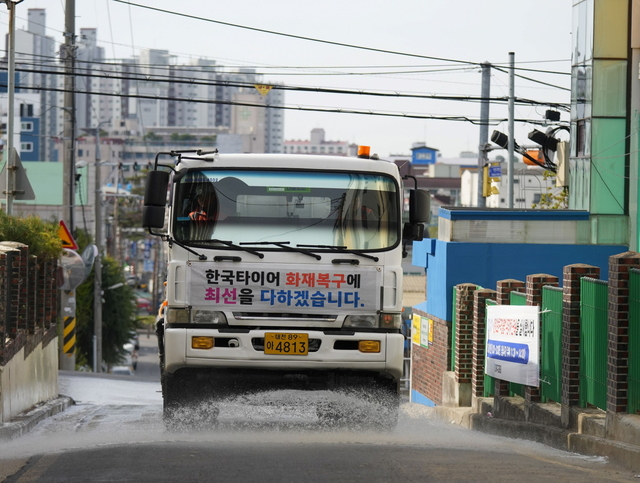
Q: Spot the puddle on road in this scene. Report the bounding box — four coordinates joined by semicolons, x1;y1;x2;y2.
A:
0;387;576;464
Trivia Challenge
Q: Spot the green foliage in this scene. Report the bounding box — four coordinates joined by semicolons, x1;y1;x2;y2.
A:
0;211;63;259
170;133;196;142
200;135;217;142
531;171;569;209
76;255;139;368
143;132;162;141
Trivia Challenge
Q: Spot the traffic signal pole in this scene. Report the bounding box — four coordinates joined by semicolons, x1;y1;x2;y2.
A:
507;52;515;209
476;63;491;208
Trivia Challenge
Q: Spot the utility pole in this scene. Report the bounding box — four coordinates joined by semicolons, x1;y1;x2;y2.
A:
3;0;23;214
507;52;515;209
62;0;76;232
93;124;108;372
476;62;491;208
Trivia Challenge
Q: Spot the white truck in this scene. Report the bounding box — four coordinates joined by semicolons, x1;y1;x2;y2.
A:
142;147;430;429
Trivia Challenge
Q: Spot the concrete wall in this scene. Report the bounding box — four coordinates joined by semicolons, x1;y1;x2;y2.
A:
1;336;58;422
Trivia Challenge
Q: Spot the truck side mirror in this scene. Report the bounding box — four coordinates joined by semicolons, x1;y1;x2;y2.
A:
409;189;431;224
142;170;170;230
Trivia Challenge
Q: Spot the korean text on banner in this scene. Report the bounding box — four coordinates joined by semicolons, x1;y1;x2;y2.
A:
187;262;381;314
485;305;540;387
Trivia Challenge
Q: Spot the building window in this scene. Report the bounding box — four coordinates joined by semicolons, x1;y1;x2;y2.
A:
21;142;33;152
21;122;33;132
575;120;586;156
19;104;33;117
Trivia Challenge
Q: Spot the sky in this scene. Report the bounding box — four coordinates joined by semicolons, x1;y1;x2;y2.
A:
7;0;572;159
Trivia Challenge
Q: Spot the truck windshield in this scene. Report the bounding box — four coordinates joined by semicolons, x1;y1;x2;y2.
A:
173;169;400;251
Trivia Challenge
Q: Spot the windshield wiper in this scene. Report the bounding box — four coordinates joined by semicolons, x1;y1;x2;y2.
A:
194;239;265;259
168;237;207;260
297;244;379;262
240;241;321;260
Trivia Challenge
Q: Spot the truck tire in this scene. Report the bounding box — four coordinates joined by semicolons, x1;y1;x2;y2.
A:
162;372;220;429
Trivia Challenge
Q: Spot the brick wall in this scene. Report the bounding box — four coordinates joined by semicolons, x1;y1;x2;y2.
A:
0;242;59;366
607;252;640;413
411;309;450;406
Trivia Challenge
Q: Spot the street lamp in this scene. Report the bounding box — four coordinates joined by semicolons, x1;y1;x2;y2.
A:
2;0;25;215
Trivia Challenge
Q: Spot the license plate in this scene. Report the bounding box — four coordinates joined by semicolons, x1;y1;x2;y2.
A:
264;332;308;355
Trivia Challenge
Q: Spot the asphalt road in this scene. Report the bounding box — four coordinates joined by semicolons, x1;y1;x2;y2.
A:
0;332;637;482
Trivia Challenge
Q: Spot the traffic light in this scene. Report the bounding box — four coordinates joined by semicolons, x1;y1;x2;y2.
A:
482;164;500;197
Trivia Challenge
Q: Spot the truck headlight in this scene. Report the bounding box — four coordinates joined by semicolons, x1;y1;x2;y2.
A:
343;313;402;329
344;315;377;328
166;307;189;324
191;309;227;325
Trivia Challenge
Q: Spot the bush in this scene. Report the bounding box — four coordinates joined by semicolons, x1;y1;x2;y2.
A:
0;211;62;259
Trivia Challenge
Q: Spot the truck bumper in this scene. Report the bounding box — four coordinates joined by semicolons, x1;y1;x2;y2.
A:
164;328;404;382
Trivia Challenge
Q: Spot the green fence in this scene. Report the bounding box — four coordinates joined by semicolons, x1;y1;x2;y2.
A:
579;277;609;410
483;299;497;397
540;286;563;403
506;291;526;397
630;269;640;414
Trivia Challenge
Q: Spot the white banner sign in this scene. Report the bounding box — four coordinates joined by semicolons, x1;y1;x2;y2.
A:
187;262;381;313
485;305;540;387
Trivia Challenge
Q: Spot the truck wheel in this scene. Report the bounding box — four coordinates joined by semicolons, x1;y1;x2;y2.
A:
162;373;220;429
162;373;185;428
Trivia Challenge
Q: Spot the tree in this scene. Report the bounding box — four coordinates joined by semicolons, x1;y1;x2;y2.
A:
143;132;162;141
73;228;139;370
76;255;138;369
531;171;568;209
170;133;196;142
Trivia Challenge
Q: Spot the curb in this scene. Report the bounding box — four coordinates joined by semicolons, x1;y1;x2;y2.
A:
0;396;75;442
430;406;640;474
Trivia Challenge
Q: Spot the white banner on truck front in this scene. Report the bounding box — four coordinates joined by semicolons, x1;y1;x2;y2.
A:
485;305;540;387
187;262;382;313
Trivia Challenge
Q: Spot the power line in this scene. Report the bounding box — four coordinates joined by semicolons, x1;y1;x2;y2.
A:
8;65;570;111
2;81;561;126
112;0;481;66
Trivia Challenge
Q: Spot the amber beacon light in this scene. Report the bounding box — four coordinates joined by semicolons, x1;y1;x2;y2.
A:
357;145;371;159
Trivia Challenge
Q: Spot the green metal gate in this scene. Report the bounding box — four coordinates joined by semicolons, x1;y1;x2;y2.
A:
540;286;563;403
507;291;526;397
579;277;608;410
483;299;497;397
629;269;640;414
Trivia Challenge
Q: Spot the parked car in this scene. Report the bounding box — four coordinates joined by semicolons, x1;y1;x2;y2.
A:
109;365;134;376
136;297;152;314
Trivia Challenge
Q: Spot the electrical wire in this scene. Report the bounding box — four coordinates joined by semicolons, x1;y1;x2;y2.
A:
0;81;566;126
111;0;481;67
5;64;570;111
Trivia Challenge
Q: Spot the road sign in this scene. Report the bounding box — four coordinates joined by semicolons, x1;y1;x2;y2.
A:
58;220;79;250
0;148;36;200
489;165;502;178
